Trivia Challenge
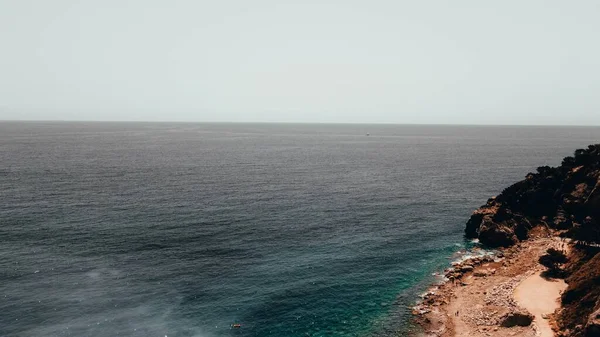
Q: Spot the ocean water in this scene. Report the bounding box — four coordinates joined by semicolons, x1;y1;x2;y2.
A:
2;122;600;337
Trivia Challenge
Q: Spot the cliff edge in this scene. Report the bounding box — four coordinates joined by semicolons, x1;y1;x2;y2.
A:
465;144;600;337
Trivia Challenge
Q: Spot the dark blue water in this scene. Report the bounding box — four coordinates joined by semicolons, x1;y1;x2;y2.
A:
2;122;599;337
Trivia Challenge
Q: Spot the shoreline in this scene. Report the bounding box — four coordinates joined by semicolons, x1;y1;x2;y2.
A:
411;228;567;337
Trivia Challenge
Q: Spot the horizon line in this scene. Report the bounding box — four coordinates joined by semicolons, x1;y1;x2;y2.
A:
1;119;599;128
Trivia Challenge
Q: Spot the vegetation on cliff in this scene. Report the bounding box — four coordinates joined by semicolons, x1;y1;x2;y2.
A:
539;247;568;278
465;144;600;247
464;144;600;337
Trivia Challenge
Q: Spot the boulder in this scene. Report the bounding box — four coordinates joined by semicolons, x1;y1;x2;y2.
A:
499;310;534;327
460;264;474;272
585;308;600;337
465;212;484;238
554;208;573;229
478;219;519;247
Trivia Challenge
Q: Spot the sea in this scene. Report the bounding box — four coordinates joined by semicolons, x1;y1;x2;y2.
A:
2;122;600;337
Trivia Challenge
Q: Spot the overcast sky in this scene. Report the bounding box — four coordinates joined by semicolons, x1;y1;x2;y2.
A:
1;0;600;125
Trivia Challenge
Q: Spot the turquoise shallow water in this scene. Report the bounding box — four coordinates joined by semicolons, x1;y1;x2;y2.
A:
2;122;600;337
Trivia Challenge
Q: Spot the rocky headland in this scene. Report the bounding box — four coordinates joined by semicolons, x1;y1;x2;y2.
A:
413;144;600;337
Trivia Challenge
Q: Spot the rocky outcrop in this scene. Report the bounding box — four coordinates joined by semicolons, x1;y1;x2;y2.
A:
558;251;600;337
499;310;534;327
465;144;600;247
463;144;600;337
586;307;600;337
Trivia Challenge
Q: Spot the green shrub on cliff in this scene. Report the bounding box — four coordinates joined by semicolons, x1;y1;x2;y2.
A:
539;248;568;277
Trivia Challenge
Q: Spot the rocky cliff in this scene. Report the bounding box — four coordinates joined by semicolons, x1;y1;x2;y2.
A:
466;144;600;247
465;144;600;337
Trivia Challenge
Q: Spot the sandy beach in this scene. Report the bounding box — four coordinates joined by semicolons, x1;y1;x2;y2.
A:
413;230;568;337
514;272;566;337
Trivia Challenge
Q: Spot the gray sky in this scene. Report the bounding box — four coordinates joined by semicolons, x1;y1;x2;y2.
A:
1;0;600;125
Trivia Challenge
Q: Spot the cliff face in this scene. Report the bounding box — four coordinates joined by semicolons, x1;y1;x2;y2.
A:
464;144;600;337
465;144;600;248
559;248;600;337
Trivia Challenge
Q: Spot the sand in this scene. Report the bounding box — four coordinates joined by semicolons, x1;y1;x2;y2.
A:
413;233;568;337
514;272;567;337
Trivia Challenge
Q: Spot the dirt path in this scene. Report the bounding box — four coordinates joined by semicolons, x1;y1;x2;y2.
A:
413;235;567;337
514;273;567;337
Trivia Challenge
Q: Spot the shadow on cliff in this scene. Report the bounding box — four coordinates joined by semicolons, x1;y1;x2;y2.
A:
463;144;600;337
